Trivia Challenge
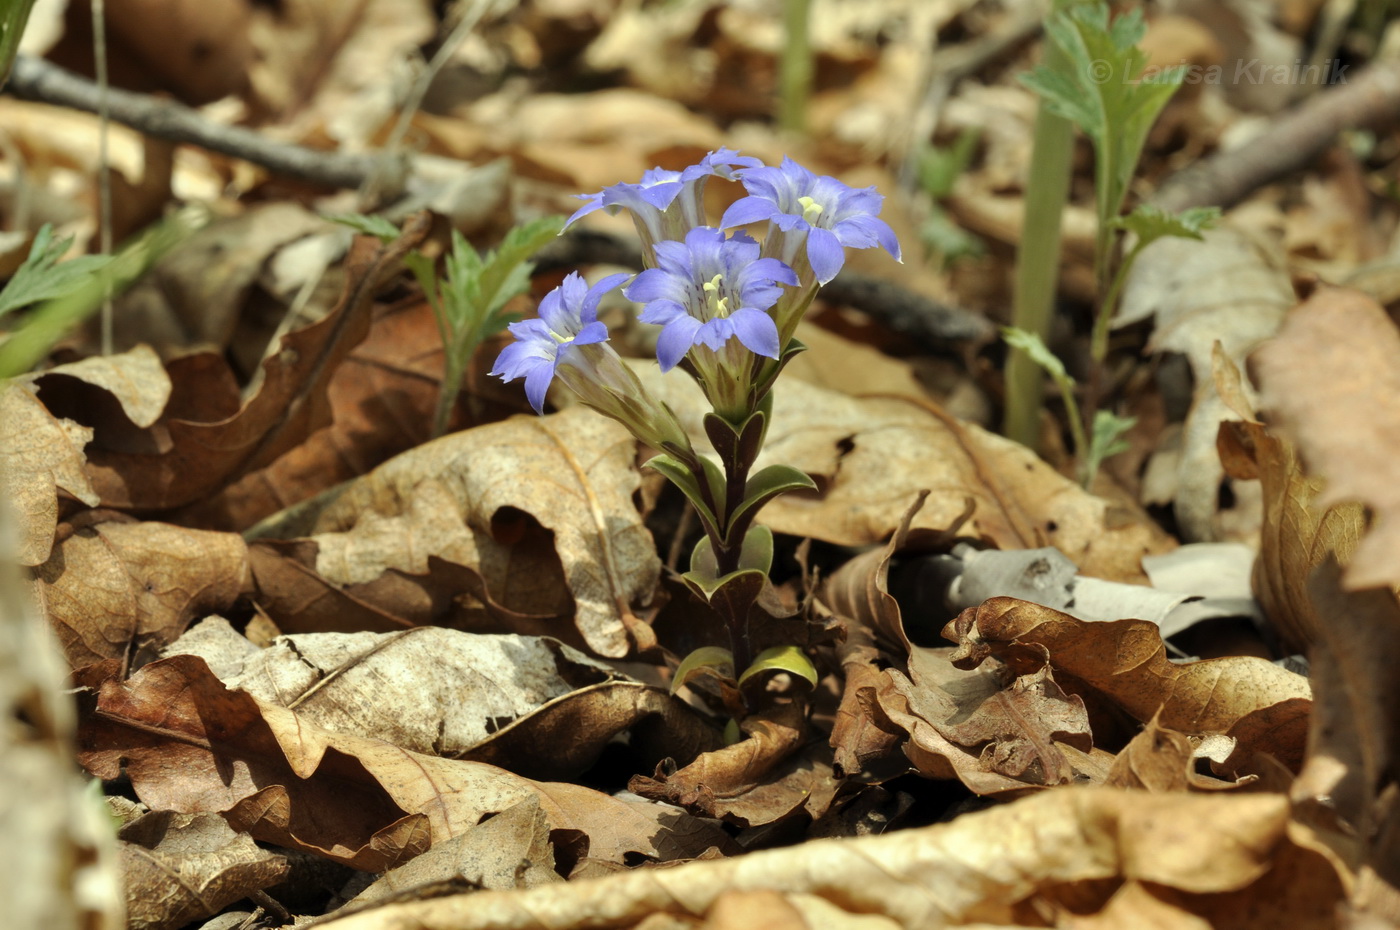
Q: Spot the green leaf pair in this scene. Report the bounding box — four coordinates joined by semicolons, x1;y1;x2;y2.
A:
671;642;818;699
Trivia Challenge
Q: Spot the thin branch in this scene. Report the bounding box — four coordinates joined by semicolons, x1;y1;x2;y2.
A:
1152;59;1400;213
4;55;394;192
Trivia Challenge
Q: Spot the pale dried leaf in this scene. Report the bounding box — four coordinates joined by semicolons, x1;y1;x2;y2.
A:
303;407;659;657
1252;287;1400;590
0;382;98;566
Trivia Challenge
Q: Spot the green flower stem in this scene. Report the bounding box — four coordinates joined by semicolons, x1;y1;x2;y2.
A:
779;0;812;134
1003;60;1074;450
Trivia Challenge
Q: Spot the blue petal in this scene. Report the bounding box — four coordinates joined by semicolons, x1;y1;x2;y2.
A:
523;362;555;414
745;257;799;288
582;271;632;316
728;308;780;359
694;318;737;353
637;298;687;326
564;195;604;229
490;339;549;381
656;315;703;371
837;214;902;261
681;227;730;270
806;227;846;284
625;268;683;305
573;320;610;346
720;196;779;228
542;273;589;333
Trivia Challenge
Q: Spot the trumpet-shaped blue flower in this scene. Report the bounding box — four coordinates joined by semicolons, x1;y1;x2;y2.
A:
565;148;762;256
490;271;630;413
625;227;798;372
720;157;901;285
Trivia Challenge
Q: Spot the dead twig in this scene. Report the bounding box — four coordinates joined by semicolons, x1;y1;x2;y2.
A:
4;55;395;192
1152;59;1400;213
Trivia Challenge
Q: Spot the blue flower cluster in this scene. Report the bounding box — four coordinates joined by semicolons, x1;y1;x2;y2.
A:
492;151;900;432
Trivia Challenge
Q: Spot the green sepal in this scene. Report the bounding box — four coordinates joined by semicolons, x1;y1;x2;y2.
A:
670;646;736;696
726;465;815;549
645;453;723;540
737;645;819;690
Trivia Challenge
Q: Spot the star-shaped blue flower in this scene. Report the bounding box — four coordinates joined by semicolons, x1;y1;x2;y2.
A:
720;157;902;284
564;148;762;249
490;271;631;413
624;227;798;372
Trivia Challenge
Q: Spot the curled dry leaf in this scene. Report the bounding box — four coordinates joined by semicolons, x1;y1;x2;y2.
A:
633;366;1171;584
624;693;842;830
1252;286;1400;591
311;788;1343;930
1106;716;1248;793
277;406;659;658
118;811;289;930
37;518;251;669
946;598;1311;742
79;655;731;873
1216;344;1366;654
168;622;721;780
82;220;430;511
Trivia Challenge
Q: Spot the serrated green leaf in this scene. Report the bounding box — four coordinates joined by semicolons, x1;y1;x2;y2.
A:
671;646;736;696
737;645;818;690
324;212;401;242
1113;204;1220;248
1022;3;1184;229
476;215;565;318
1087;409;1136;478
0;225;114;320
1002;326;1072;388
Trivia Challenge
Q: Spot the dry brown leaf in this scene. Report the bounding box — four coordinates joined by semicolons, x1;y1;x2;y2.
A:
1252;287;1400;591
168;623;721;780
0;381;99;566
877;646;1098;795
1105;716;1246;793
635;367;1172;584
28;343;172;429
37;517;251;669
347;797;560;905
279;406;659;657
83;221;429;511
310;788;1333;930
1294;561;1400;917
117;810;288;930
946;598;1311;739
629;702;810;824
80;655;731;873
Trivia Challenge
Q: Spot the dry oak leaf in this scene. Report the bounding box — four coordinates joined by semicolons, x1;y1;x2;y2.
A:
310;788;1338;930
79;654;731;873
1252;286;1400;591
1105;715;1249;793
37;517;251;669
633;366;1172;584
877;646;1099;796
292;406;660;658
117;810;289;930
167;622;721;780
82;220;429;511
946;597;1311;738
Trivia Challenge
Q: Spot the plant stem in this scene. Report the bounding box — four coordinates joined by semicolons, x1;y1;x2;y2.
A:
1003;41;1074;450
779;0;811;134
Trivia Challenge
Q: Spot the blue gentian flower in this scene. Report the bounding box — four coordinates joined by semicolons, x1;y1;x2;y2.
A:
564;148;762;257
490;271;630;413
624;227;798;372
720;157;902;284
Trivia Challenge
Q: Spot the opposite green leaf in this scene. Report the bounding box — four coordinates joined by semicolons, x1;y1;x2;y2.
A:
324;212;402;243
737;645;818;690
1113;203;1221;249
647;453;722;540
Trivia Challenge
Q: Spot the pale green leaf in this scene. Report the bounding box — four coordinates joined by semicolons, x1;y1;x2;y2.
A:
671;646;735;696
737;645;818;690
0;225;113;320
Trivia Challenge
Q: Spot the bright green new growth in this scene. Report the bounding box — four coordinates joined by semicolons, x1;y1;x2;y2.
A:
1007;1;1219;483
916;130;984;265
331;213;566;439
1002;325;1135;487
0;226;114;322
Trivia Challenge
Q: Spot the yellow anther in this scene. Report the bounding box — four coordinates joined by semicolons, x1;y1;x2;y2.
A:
798;195;824;223
702;273;724;293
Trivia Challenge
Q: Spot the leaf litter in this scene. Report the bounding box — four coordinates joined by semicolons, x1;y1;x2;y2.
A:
4;1;1400;928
